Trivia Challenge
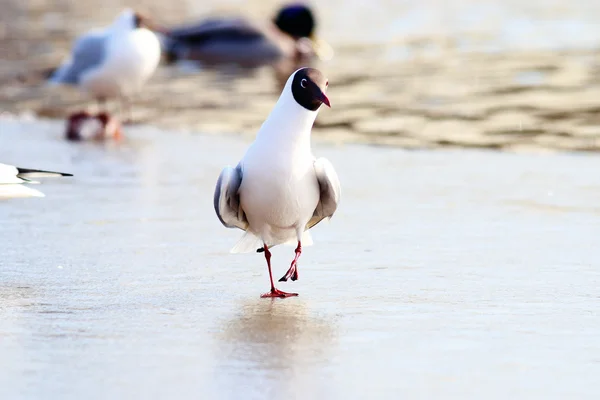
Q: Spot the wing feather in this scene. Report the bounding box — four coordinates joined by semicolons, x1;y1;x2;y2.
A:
306;157;341;230
213;163;248;230
50;31;107;84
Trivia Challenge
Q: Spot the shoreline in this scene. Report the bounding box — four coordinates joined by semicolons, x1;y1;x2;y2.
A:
2;2;600;153
0;114;595;156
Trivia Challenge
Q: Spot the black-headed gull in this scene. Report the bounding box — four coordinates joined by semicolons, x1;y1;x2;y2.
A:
49;9;161;124
214;67;340;298
0;163;72;199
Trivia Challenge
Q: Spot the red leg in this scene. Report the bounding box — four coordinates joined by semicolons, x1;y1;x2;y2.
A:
260;244;298;298
65;111;91;141
279;241;301;282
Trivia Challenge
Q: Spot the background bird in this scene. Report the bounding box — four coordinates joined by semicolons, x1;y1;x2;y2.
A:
162;3;332;69
49;8;162;127
214;67;341;298
0;163;73;199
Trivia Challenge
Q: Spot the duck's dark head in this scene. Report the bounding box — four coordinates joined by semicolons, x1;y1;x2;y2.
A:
273;4;315;39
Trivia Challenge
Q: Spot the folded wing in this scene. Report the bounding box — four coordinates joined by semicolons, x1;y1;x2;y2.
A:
214;163;248;231
50;31;107;85
307;157;341;230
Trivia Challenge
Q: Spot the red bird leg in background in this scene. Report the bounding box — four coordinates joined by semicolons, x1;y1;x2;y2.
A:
260;244;298;298
279;241;301;282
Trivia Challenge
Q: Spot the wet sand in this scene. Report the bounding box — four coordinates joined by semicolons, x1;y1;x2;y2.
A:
1;120;599;398
3;0;600;151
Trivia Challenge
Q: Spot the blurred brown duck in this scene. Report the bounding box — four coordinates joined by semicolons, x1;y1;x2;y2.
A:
162;3;333;69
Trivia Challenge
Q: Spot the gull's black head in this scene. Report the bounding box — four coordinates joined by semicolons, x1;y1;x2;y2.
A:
290;68;330;111
274;4;315;39
291;68;330;111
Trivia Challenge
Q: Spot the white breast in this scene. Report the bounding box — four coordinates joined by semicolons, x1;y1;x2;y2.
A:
80;28;160;98
240;142;319;237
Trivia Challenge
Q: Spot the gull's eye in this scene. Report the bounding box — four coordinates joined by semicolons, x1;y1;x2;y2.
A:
300;78;307;88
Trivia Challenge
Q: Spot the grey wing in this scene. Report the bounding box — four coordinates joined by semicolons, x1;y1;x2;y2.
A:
164;18;268;63
214;163;248;231
168;18;263;41
50;31;107;84
306;157;341;230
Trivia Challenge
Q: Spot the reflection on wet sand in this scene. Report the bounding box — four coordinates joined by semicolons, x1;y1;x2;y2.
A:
0;285;37;311
214;298;337;398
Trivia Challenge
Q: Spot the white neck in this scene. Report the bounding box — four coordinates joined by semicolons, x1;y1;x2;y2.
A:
255;89;319;153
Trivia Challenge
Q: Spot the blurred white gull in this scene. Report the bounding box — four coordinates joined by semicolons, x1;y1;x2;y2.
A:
49;8;162;122
0;164;73;199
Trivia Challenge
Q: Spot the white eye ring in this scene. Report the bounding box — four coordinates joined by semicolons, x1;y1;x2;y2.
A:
300;78;307;88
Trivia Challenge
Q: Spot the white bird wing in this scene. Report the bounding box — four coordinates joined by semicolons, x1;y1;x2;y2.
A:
306;157;341;230
0;164;72;199
0;163;73;184
50;30;107;84
213;163;248;231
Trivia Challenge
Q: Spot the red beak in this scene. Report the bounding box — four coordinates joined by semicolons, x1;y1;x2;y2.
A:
319;91;331;108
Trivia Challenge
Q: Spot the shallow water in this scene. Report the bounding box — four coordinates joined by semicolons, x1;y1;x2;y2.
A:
1;119;599;399
5;0;600;152
313;0;600;51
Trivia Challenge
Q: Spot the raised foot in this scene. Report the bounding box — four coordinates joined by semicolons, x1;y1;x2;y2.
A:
278;263;298;282
260;288;298;298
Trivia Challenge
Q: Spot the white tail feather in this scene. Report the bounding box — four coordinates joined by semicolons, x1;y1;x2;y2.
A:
230;230;314;254
230;232;263;254
298;230;314;246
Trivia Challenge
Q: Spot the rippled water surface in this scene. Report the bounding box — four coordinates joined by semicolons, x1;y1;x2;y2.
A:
1;119;599;399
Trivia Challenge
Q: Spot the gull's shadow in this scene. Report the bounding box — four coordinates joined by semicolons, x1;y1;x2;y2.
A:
212;297;338;397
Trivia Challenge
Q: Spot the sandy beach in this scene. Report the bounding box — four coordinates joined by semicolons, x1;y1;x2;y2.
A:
1;120;599;398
